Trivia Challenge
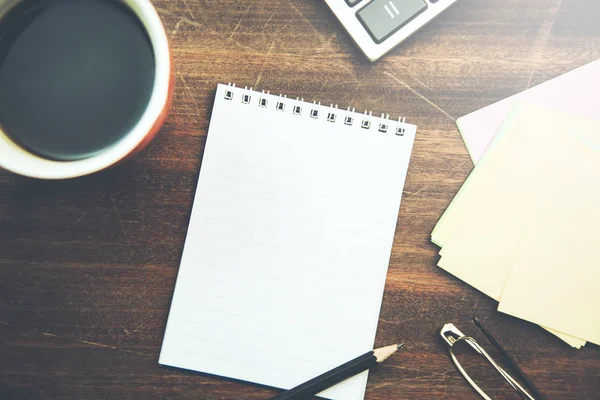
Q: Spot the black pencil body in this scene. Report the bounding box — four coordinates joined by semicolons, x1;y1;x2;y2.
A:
270;351;378;400
473;317;547;400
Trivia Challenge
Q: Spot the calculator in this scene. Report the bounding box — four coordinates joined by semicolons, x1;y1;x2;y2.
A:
324;0;459;61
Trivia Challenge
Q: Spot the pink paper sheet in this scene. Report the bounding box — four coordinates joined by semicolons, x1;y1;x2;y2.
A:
457;59;600;164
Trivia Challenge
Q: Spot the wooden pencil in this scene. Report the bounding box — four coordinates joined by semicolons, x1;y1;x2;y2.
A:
270;343;404;400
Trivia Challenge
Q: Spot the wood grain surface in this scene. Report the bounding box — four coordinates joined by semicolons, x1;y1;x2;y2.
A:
1;0;600;399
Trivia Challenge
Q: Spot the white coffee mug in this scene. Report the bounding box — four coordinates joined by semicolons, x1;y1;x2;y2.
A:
0;0;174;179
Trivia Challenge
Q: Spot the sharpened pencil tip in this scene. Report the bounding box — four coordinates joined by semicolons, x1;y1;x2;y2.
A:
397;343;405;350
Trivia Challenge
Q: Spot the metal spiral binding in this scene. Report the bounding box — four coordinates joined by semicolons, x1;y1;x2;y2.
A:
310;101;320;119
224;83;408;136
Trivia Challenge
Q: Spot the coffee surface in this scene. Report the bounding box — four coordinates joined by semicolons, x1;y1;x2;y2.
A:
0;0;155;161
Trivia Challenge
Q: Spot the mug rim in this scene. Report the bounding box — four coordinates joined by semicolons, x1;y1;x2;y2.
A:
0;0;172;179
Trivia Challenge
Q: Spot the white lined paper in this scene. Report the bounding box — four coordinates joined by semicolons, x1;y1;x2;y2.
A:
159;84;416;400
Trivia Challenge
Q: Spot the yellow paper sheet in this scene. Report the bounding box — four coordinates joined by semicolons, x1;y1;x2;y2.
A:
497;112;600;345
432;108;520;248
434;104;588;348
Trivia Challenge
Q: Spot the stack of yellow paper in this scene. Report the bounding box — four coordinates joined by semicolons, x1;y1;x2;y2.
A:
433;103;600;349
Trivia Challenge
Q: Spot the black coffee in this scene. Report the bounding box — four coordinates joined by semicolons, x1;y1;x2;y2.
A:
0;0;155;161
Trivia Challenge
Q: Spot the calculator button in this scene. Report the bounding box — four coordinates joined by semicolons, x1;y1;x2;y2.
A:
357;0;428;44
345;0;362;6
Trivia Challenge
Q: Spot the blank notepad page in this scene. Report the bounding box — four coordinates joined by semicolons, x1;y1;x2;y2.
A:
159;84;416;400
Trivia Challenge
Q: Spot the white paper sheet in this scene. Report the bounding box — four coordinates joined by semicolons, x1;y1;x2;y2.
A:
159;84;416;400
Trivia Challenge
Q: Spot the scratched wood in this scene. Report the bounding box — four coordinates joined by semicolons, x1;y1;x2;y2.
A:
1;0;599;399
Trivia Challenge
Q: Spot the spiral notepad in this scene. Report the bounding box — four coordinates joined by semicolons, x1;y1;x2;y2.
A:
159;84;417;400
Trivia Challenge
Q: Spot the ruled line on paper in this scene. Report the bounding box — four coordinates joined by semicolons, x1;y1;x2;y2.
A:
199;214;387;253
190;229;384;271
206;168;395;213
190;239;346;268
179;304;365;330
208;153;406;201
174;319;366;364
191;260;367;298
180;268;373;316
177;334;317;364
177;331;349;365
178;316;364;350
201;204;390;242
189;242;377;284
210;155;335;185
170;347;306;377
201;192;389;228
200;199;388;228
183;274;372;314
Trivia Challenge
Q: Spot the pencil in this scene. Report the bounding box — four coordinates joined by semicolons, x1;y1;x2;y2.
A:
473;317;547;400
270;343;405;400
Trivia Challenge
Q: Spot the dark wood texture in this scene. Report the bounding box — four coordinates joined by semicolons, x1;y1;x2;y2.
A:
1;0;599;399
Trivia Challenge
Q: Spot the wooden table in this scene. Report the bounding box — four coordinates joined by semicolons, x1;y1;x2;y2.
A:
1;0;599;399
